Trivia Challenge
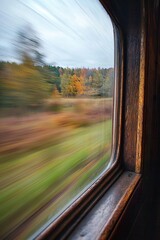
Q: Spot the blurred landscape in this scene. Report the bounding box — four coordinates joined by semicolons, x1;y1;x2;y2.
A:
0;6;114;239
0;97;112;239
0;56;113;238
0;58;113;239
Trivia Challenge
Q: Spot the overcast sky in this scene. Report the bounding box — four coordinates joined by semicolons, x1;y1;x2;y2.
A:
0;0;114;68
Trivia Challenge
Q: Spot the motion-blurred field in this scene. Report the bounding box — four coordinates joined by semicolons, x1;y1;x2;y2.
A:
0;98;112;239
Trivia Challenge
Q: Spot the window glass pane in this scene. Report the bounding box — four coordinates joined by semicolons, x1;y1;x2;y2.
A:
0;0;114;238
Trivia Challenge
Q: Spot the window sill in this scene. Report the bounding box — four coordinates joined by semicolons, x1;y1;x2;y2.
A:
68;171;141;240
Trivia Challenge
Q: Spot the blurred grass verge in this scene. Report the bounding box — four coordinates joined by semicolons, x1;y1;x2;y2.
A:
0;99;112;239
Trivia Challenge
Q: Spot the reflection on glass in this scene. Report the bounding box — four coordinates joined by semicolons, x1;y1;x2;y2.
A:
0;0;114;239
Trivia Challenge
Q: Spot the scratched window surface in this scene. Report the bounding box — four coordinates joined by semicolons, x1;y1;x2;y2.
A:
0;0;114;238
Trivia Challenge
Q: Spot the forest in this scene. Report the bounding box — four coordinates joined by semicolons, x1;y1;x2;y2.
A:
0;61;114;112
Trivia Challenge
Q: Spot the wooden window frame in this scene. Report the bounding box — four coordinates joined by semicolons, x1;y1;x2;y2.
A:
33;0;146;239
28;1;146;239
6;0;146;239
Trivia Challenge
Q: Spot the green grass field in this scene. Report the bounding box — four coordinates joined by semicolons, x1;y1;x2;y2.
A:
0;100;112;239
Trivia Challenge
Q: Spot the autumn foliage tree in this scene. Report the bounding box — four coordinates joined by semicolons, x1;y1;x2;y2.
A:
61;73;85;97
70;74;85;96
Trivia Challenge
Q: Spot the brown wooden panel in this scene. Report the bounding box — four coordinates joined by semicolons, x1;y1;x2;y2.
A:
101;0;143;171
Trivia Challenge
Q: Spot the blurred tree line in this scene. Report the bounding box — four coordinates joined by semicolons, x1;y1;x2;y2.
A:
0;26;114;110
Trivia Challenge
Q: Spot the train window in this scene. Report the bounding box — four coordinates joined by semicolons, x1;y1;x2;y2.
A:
0;0;116;239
